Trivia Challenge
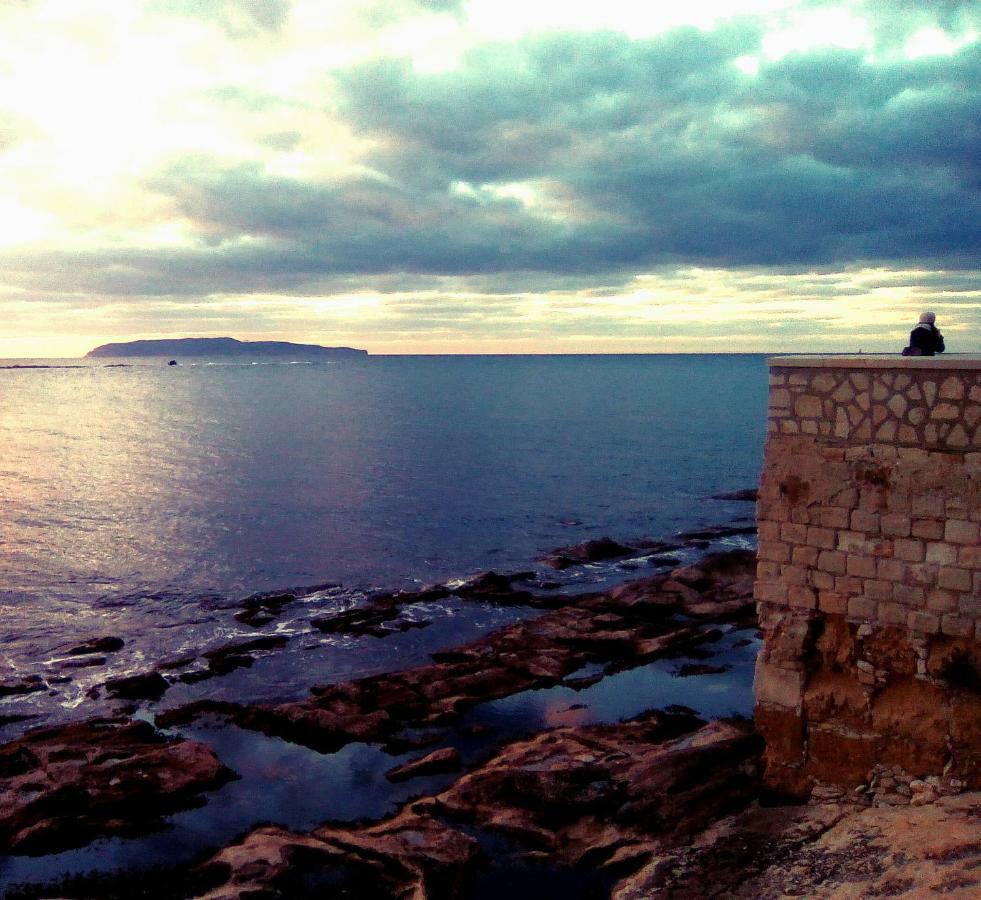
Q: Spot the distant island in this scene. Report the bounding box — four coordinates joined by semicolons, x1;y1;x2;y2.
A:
85;338;368;359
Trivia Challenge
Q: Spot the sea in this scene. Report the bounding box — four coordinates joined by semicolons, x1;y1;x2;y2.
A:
0;353;767;726
0;353;768;893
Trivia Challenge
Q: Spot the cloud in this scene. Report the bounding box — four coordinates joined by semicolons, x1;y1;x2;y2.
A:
151;0;290;35
102;25;976;300
0;1;978;354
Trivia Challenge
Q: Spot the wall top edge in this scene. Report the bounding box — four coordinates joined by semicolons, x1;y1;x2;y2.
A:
768;354;981;370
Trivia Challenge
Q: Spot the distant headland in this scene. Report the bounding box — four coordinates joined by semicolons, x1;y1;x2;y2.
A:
85;337;368;359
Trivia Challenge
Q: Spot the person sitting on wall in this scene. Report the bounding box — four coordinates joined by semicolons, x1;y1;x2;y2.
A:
903;311;945;356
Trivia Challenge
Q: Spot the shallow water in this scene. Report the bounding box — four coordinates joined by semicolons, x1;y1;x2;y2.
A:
0;625;760;894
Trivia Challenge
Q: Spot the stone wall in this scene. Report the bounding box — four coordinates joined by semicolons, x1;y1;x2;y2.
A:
753;356;981;799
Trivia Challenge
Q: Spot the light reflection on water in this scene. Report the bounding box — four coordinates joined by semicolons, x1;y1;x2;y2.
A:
0;355;765;728
1;355;766;606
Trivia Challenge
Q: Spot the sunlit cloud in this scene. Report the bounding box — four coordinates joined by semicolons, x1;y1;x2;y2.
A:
0;0;977;356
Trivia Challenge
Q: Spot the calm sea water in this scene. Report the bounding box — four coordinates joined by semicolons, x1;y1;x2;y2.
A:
0;354;767;729
0;354;768;892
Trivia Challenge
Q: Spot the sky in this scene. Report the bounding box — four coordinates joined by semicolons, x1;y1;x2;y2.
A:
0;0;978;356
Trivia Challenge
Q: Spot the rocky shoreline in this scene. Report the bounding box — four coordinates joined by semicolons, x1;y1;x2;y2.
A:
2;543;979;898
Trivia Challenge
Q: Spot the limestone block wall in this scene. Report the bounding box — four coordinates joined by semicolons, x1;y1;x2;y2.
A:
753;356;981;799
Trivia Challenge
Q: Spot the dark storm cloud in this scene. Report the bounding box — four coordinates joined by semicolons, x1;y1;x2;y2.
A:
335;31;980;269
217;31;976;273
7;21;980;299
339;25;761;186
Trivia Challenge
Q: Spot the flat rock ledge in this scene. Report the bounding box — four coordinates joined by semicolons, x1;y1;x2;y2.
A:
195;810;480;900
192;714;980;900
0;717;234;855
423;715;763;867
192;713;762;899
158;550;757;753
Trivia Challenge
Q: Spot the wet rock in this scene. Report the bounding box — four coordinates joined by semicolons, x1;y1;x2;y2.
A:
635;539;685;553
373;585;452;605
195;810;480;900
67;636;125;655
190;636;289;677
234;592;296;627
704;489;759;502
452;571;535;604
676;663;730;677
156;654;198;670
541;537;636;569
60;656;107;669
0;676;46;698
380;616;432;633
164;551;758;758
677;524;758;542
203;635;289;660
649;555;683;567
608;551;755;624
385;746;462;782
0;714;37;729
309;585;448;635
0;717;234;854
562;672;604;690
178;668;217;684
311;599;401;635
208;654;254;676
104;671;169;701
155;699;245;729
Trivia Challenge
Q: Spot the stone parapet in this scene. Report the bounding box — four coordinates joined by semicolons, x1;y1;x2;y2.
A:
767;355;981;451
753;355;981;798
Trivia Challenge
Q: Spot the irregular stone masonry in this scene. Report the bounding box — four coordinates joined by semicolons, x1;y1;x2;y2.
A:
767;366;981;450
753;356;981;799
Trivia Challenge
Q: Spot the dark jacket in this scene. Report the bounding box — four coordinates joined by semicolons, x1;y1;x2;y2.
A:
909;323;945;356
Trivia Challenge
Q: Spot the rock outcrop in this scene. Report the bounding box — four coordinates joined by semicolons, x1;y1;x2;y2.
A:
159;551;756;755
195;810;480;900
0;717;233;854
423;714;763;868
192;713;763;899
540;537;637;569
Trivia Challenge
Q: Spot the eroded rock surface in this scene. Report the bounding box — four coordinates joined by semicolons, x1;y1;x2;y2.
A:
0;717;233;854
67;636;124;656
0;549;759;894
613;792;981;899
103;671;170;701
191;713;762;899
386;746;461;783
424;714;763;869
196;810;480;900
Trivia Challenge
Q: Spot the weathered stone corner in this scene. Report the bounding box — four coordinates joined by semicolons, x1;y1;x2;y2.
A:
753;355;981;799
